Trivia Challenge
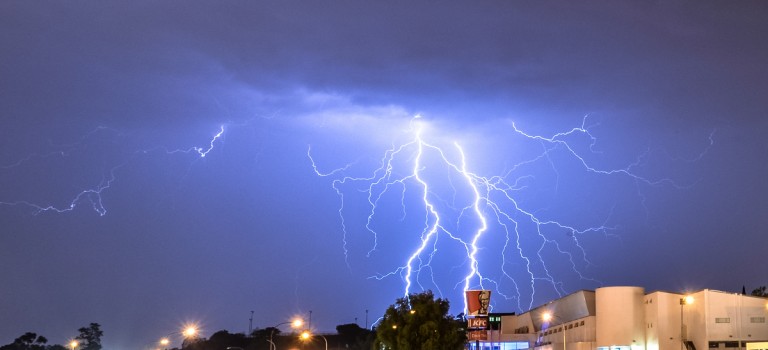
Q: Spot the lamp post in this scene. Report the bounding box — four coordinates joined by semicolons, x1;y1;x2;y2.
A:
159;324;199;350
183;325;198;338
542;312;566;350
249;311;254;335
269;318;304;350
159;337;170;350
69;340;78;350
680;295;694;350
300;330;328;350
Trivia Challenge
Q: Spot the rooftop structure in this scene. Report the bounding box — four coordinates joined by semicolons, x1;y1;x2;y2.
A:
470;286;768;350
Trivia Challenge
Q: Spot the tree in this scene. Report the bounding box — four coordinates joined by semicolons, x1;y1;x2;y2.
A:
751;286;768;297
250;327;280;350
45;346;68;350
205;330;247;350
336;323;375;350
374;290;466;350
75;323;103;350
0;332;48;350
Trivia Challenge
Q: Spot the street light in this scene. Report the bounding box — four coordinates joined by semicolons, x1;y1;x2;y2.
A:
183;325;198;338
680;295;694;350
269;318;304;350
542;312;566;350
159;337;170;350
158;324;199;350
300;330;328;350
69;340;78;350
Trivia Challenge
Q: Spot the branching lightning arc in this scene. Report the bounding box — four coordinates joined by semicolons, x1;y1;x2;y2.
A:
308;115;694;314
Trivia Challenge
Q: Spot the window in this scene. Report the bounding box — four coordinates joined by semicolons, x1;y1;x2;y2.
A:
715;318;730;323
751;317;766;323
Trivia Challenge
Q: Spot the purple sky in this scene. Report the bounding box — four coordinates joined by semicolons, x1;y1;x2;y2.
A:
2;1;767;349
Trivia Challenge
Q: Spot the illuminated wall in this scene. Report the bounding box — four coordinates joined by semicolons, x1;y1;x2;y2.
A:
691;290;768;350
493;288;768;350
643;292;682;350
596;286;646;350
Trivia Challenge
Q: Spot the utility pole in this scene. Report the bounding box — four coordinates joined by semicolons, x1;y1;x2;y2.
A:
249;311;254;335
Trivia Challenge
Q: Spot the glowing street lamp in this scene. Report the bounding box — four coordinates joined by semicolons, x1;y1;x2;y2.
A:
69;340;78;350
159;337;170;350
542;312;566;350
183;325;198;338
268;318;304;350
299;330;328;350
158;324;199;349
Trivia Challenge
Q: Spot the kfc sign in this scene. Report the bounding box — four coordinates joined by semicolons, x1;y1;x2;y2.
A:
466;290;491;316
467;317;488;329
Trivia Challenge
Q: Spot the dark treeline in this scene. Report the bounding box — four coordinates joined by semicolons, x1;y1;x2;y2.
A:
0;323;102;350
177;323;375;350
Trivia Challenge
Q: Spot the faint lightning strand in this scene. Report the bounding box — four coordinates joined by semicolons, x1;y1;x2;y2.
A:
1;125;226;216
511;118;680;187
1;163;122;216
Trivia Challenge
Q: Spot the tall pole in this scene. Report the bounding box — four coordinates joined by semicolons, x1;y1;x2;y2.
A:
249;310;254;335
543;312;566;350
365;309;369;329
301;331;328;350
680;295;693;350
680;298;685;350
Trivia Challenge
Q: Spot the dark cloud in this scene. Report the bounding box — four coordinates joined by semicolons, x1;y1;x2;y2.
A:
1;1;767;349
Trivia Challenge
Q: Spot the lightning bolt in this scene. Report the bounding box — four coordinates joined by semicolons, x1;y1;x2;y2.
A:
1;125;225;216
309;115;701;313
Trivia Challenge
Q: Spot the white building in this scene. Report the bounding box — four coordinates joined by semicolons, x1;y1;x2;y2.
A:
471;286;768;350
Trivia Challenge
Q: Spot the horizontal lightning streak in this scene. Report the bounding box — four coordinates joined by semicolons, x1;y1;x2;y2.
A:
1;125;225;215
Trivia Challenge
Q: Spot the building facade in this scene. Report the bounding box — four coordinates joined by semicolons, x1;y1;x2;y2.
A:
470;286;768;350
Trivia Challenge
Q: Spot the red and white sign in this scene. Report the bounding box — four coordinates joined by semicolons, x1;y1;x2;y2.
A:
466;290;491;316
467;317;488;329
467;330;487;341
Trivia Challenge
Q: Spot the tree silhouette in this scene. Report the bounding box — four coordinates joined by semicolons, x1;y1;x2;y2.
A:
375;290;466;350
335;323;374;350
75;323;103;350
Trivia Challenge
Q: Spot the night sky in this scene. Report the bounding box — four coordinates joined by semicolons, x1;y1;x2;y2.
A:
2;1;767;349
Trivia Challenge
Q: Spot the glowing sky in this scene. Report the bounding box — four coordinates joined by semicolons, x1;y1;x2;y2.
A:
2;2;767;349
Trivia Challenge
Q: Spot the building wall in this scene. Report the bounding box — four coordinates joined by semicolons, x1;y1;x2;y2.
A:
596;286;646;350
493;287;767;350
695;290;768;349
539;316;596;349
644;292;684;350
